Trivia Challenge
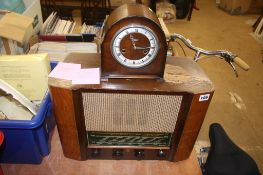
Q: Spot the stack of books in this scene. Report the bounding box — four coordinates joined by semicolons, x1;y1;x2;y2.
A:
40;12;76;35
39;12;103;42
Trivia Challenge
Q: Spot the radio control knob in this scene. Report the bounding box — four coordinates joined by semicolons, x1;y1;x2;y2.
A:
135;150;144;158
157;150;165;158
113;149;123;157
91;148;100;157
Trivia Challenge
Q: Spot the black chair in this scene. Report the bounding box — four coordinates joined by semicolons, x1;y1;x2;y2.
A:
204;123;261;175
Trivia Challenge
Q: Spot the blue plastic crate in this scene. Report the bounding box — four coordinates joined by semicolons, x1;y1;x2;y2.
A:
0;93;55;164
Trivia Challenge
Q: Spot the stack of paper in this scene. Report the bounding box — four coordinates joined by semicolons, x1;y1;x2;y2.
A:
29;42;98;61
0;53;51;100
49;62;100;85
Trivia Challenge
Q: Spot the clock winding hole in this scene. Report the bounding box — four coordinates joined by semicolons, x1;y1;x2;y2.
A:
143;50;149;55
121;49;126;54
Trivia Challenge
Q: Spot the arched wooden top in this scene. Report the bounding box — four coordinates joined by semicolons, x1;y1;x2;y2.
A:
105;4;161;30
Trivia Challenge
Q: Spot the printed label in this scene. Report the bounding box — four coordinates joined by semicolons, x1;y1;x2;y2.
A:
32;15;39;28
199;94;210;101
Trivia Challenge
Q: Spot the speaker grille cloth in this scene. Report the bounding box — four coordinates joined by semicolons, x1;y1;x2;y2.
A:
82;93;182;132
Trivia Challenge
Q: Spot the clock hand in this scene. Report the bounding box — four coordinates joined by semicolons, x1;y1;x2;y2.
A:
134;46;155;50
129;34;139;49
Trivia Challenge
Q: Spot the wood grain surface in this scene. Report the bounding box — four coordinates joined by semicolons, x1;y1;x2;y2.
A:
101;4;168;78
48;52;214;161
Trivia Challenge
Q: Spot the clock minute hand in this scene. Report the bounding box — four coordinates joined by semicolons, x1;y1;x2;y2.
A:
134;46;155;50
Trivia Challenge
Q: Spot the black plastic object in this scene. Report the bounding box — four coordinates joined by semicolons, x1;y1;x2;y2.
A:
204;123;261;175
174;0;191;19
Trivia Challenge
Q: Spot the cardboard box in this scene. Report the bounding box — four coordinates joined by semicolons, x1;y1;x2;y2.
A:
0;0;43;55
219;0;263;15
0;12;34;54
0;12;33;44
23;0;43;35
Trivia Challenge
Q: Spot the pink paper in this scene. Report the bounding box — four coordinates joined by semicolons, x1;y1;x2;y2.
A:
48;62;100;85
72;68;100;85
48;62;81;80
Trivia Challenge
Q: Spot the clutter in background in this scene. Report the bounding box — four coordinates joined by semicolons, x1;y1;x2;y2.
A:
0;12;33;55
0;0;43;55
219;0;263;15
156;1;176;23
29;42;98;61
39;11;103;42
0;0;26;14
0;79;37;120
252;15;263;43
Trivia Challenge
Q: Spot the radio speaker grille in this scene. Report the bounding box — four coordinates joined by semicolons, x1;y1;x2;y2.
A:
82;93;182;132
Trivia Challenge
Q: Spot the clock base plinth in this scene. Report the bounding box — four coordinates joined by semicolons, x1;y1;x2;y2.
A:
102;74;162;79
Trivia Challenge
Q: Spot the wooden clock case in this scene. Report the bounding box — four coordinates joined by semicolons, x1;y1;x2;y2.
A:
101;4;168;78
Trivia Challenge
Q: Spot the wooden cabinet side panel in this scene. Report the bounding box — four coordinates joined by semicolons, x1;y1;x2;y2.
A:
173;92;214;161
50;86;87;160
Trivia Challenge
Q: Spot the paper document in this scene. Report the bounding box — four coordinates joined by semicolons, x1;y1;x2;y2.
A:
72;68;100;84
0;53;51;100
49;62;100;85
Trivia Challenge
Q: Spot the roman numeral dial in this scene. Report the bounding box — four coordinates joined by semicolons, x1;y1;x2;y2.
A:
111;25;159;68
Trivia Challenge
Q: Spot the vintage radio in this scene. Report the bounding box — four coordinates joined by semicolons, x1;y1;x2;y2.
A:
48;4;214;162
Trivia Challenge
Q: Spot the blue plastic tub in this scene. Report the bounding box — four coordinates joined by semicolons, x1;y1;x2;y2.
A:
0;93;55;164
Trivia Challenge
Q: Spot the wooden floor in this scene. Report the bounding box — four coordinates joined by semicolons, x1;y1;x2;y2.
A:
2;127;202;175
165;0;263;173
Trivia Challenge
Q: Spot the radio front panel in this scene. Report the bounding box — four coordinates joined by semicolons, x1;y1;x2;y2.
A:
82;92;183;153
78;89;193;160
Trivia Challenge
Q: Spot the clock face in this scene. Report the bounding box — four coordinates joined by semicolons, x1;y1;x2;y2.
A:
111;25;159;68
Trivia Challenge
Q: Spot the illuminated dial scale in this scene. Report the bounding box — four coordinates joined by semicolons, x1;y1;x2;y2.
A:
111;26;159;68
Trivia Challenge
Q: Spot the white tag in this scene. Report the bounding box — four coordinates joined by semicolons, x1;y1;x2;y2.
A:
199;94;210;102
